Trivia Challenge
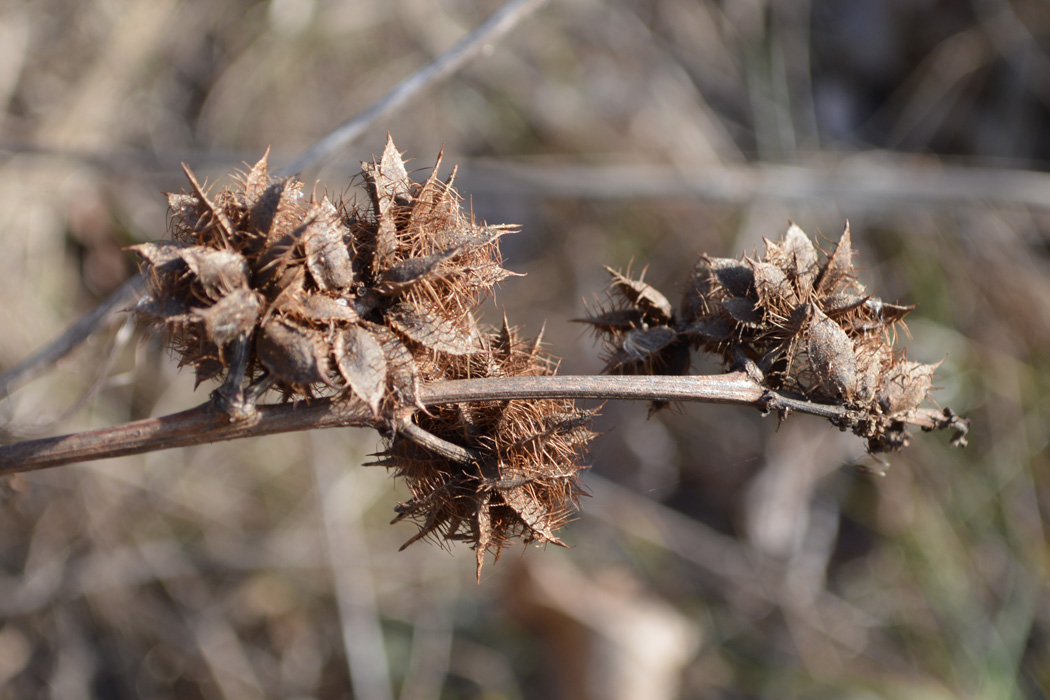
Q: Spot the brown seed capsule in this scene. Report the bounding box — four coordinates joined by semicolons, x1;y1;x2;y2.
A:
804;304;858;399
192;289;261;347
302;197;353;291
256;317;332;388
877;359;938;415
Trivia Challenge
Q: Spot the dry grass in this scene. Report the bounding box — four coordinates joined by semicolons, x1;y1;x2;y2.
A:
1;1;1048;698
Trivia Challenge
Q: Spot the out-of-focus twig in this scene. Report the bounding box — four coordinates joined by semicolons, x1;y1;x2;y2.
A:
463;156;1050;211
310;434;394;700
0;373;967;475
279;0;548;176
0;275;144;398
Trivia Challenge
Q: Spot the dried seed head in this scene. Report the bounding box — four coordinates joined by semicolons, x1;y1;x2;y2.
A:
582;220;953;454
382;323;593;580
134;136;514;410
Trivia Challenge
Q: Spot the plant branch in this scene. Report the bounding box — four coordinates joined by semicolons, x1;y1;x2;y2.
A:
0;275;145;398
0;372;966;477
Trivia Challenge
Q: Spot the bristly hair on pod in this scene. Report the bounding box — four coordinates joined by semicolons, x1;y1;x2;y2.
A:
373;319;595;581
131;136;594;577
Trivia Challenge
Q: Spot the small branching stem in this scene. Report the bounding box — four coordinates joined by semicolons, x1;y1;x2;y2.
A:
0;372;964;477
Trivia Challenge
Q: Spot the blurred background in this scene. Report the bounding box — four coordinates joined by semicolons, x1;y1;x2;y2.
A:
1;0;1048;697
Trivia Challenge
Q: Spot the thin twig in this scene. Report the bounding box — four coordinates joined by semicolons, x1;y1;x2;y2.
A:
462;156;1050;211
0;275;144;398
279;0;549;176
0;372;964;476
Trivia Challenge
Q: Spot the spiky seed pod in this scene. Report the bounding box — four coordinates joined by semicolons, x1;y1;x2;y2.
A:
577;266;690;389
379;322;593;580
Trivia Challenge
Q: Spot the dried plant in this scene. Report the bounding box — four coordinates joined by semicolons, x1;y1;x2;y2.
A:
0;138;967;579
581;222;961;455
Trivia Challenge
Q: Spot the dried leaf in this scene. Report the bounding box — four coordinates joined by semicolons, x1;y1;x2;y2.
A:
387;304;484;356
131;241;186;269
335;325;387;415
815;221;855;295
296;293;359;325
751;260;797;309
499;484;565;546
619;326;678;362
854;341;890;405
362;135;413;274
804;304;858;399
241;149;298;239
681;317;733;343
181;164;238;246
707;257;755;298
303;197;353;291
863;298;915;325
604;266;674;323
573;308;647;332
721;297;762;326
241;148;271;210
167;193;203;228
369;324;422;409
474;492;494;581
780;223;819;295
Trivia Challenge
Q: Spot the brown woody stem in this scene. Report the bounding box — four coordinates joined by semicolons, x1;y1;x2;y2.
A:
0;372;961;476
